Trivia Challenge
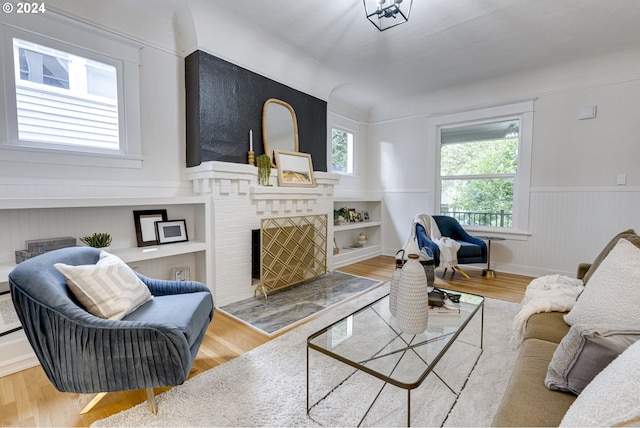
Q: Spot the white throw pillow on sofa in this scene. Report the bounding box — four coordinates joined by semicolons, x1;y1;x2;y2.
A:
55;251;152;320
560;340;640;427
564;238;640;327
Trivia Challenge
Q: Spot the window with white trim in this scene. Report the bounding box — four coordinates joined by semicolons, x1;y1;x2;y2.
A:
13;38;119;151
440;119;519;228
0;12;142;168
429;101;533;234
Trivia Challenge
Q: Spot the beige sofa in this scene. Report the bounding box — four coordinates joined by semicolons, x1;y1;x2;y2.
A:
493;230;639;427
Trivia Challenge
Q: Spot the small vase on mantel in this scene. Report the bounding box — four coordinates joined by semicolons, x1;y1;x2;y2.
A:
396;253;429;334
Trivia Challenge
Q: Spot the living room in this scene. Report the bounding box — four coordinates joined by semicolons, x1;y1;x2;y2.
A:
1;0;640;426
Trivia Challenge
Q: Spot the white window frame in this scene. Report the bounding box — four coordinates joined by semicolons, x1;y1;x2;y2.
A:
427;101;534;237
0;11;143;168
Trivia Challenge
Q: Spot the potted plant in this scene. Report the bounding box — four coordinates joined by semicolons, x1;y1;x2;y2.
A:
334;207;350;225
80;232;112;249
256;154;272;186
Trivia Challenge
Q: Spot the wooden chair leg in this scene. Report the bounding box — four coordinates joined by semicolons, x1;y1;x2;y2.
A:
454;266;471;279
79;392;108;414
147;387;158;414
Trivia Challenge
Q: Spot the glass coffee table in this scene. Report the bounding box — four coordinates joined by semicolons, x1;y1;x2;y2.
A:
307;290;484;427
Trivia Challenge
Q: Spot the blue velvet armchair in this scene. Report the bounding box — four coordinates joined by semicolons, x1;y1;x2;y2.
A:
415;215;487;278
8;246;214;414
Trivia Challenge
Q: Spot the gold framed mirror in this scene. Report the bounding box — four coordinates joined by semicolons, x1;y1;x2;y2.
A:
262;98;298;166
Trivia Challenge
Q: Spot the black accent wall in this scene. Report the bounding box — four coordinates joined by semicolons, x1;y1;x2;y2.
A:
185;50;327;171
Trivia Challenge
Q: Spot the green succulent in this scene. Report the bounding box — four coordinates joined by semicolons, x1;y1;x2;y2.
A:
80;232;112;248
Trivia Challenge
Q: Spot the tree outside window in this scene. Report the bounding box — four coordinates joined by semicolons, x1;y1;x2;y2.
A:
440;120;519;228
331;128;354;174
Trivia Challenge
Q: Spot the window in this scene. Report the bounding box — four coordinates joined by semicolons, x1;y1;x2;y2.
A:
0;12;142;168
428;101;533;234
13;38;119;151
440;120;519;228
331;127;354;174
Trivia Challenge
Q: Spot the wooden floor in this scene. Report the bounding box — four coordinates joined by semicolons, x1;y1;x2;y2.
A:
0;256;531;427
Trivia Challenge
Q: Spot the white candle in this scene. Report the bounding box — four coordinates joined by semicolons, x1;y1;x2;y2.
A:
249;129;253;152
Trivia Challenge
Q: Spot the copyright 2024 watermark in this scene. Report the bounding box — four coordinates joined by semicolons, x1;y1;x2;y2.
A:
3;2;47;14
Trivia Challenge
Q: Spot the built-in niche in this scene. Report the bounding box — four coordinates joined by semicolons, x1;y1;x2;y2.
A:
185;50;327;170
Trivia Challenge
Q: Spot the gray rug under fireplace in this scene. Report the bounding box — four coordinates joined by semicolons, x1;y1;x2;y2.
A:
219;271;383;336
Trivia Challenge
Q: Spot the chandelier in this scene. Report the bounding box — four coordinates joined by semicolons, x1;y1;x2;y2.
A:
363;0;413;31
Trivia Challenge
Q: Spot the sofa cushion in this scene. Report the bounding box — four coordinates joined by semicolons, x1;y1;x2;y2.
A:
523;311;570;344
123;291;212;347
560;340;640;427
565;238;640;327
54;251;152;320
581;229;639;284
545;323;640;395
492;338;576;427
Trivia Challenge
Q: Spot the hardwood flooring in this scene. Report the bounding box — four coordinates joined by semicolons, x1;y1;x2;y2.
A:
0;256;531;427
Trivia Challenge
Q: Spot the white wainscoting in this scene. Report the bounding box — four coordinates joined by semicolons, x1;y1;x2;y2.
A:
381;187;640;278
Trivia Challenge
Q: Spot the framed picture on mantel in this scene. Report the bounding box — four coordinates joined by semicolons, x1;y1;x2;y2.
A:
274;150;315;188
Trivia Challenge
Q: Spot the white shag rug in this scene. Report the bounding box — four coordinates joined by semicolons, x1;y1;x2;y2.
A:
93;284;521;427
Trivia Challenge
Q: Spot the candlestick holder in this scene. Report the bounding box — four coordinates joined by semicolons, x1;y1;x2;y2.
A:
248;150;255;166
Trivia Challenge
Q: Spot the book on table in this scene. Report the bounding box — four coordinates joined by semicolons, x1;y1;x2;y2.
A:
428;304;460;315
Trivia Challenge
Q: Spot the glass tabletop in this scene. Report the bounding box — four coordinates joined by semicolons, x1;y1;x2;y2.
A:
307;290;484;390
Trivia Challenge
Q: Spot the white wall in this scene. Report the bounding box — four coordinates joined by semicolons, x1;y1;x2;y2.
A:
0;0;192;199
366;48;640;277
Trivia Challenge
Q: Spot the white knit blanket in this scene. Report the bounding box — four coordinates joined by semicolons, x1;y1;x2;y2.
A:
408;214;460;268
512;274;584;346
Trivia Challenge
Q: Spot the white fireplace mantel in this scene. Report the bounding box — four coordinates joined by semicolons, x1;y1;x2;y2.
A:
186;161;340;306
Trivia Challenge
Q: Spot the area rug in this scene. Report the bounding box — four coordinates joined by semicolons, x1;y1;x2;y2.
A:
93;284;521;427
219;271;383;335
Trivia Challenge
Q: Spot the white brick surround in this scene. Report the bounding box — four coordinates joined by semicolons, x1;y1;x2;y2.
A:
187;161;340;307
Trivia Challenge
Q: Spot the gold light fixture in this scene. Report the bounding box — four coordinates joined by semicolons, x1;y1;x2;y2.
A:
363;0;413;31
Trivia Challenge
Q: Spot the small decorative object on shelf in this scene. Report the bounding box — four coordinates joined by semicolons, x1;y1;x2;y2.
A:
15;237;77;264
396;253;429;334
248;150;255;166
256;154;272;186
357;232;368;246
334;207;350;225
80;232;112;249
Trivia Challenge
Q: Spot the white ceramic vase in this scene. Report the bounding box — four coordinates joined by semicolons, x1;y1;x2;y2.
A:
396;253;429;334
389;264;401;316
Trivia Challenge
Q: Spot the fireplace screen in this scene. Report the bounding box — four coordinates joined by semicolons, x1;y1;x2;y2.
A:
258;214;327;300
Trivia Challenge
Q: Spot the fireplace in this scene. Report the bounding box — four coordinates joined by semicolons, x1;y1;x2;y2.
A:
257;214;327;300
187;161;339;306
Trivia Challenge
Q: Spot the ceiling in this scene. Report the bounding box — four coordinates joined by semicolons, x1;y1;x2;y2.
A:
210;0;640;110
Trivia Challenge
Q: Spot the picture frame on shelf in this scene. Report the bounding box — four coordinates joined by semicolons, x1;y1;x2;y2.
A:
274;150;315;187
133;209;168;247
362;210;370;221
156;219;189;244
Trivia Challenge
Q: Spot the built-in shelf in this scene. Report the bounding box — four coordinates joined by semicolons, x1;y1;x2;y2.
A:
0;196;211;283
0;195;213;377
334;221;381;232
333;199;383;268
